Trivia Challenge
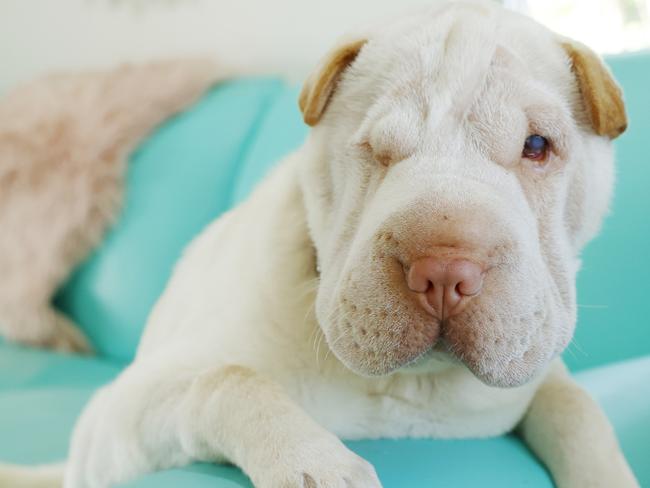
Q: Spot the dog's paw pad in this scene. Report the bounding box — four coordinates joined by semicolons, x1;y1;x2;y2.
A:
259;440;381;488
298;457;380;487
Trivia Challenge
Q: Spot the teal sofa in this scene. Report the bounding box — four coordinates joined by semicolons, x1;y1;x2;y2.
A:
1;52;649;487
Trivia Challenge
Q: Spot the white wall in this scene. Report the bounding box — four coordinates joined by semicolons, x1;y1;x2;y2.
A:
0;0;438;93
5;0;639;95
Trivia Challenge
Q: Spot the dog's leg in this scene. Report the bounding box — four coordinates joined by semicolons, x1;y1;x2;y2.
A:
65;358;381;488
519;360;638;488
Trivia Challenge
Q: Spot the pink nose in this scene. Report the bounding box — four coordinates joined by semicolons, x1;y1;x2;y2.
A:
406;258;484;319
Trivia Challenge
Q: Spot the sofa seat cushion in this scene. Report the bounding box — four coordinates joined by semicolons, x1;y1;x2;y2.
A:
0;342;119;392
118;437;554;488
0;342;120;463
1;345;647;487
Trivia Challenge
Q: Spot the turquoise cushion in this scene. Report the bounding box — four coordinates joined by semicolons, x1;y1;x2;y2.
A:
55;78;306;362
1;344;647;486
0;343;119;463
0;343;118;391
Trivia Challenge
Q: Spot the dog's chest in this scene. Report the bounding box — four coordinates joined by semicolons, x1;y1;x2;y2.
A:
283;365;539;441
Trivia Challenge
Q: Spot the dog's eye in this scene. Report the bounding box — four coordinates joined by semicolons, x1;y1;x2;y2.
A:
522;134;549;163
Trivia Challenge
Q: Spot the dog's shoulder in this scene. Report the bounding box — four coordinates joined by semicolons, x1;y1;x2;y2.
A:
137;150;317;360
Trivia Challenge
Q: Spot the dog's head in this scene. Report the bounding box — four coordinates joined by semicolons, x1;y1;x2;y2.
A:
298;1;626;387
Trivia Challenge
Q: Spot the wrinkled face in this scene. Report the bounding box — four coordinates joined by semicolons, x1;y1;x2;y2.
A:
299;2;625;387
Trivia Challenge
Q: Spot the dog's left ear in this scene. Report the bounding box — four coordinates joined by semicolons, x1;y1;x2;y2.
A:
299;38;367;126
562;40;627;139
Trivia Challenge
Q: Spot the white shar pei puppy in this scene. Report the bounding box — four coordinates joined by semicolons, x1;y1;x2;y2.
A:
2;1;638;487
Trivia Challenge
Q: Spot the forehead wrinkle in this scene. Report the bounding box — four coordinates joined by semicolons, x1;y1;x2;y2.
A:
348;3;502;134
491;44;528;76
420;7;499;134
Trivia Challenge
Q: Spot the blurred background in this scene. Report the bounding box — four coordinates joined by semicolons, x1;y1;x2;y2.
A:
1;0;649;94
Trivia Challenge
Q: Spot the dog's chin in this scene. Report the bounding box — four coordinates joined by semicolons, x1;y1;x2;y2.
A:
447;338;550;389
329;339;439;378
390;340;540;387
398;341;545;388
331;331;546;387
465;360;545;388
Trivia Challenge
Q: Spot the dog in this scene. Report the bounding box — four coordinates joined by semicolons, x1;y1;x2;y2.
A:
1;1;638;487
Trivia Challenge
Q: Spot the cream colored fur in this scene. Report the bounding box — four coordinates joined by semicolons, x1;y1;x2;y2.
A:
0;60;220;352
0;1;639;488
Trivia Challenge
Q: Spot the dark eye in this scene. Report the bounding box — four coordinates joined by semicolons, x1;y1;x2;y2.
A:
522;134;549;162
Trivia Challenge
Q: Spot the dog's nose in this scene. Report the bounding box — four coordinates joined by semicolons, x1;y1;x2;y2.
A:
406;257;483;319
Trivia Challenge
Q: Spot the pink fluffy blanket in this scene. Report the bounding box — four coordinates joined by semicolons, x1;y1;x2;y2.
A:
0;59;220;352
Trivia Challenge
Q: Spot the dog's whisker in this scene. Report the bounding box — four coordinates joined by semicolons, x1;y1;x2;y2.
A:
303;300;317;327
323;330;347;363
308;325;320;353
315;331;326;370
569;338;587;357
296;277;319;300
564;342;579;360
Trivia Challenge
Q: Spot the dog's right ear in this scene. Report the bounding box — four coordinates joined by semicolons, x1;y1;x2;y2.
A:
299;38;367;126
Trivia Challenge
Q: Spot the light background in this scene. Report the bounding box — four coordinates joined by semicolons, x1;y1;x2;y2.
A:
1;0;648;94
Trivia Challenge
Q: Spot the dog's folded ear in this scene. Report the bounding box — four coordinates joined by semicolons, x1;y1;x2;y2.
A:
299;38;367;126
562;40;627;139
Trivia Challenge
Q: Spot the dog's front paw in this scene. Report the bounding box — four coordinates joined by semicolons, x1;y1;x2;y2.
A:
252;434;381;488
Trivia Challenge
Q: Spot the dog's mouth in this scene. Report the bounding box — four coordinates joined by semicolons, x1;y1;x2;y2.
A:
325;303;551;388
321;242;558;387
